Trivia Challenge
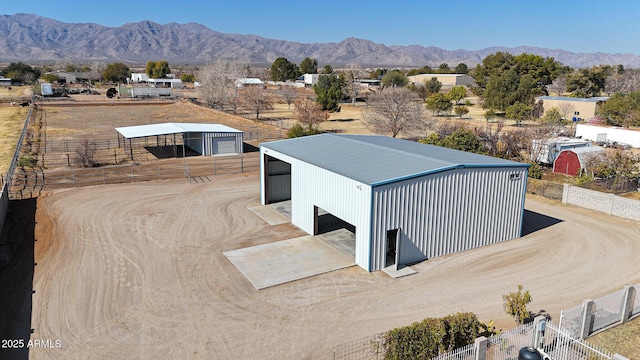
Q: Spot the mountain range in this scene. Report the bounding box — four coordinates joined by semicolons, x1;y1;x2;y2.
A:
2;13;640;68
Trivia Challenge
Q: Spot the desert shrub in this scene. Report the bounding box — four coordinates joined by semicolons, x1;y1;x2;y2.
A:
18;156;37;168
383;312;481;360
286;124;320;138
73;139;97;167
528;162;543;179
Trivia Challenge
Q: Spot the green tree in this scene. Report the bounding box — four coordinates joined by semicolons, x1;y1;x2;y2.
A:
424;77;442;95
502;285;533;324
566;66;608;97
441;128;484;153
540;107;565;125
454;105;469;118
145;60;170;78
438;63;450;73
406;65;433;76
270;57;300;81
505;102;532;125
454;63;469;74
181;73;196;83
42;73;60;83
286;123;321;138
447;85;467;104
381;70;408;88
472;52;563;110
602;91;640;127
484;109;496;122
426;93;453;115
3;62;41;83
313;74;343;112
299;57;318;74
102;62;131;83
322;64;333;74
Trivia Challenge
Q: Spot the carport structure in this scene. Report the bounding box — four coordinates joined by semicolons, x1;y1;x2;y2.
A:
115;122;243;158
260;134;530;272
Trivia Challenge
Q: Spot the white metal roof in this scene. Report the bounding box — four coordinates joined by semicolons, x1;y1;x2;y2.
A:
536;96;609;103
262;134;528;186
115;122;242;139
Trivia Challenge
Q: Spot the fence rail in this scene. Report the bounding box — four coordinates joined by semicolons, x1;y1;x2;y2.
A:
9;153;260;199
560;283;640;340
333;318;624;360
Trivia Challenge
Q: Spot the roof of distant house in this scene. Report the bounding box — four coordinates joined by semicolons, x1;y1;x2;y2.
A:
536;96;610;102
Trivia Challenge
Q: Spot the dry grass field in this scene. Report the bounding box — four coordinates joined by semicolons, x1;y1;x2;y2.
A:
589;316;640;359
0;107;29;174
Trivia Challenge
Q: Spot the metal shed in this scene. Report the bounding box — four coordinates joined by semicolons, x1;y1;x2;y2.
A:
260;134;529;272
115;122;243;156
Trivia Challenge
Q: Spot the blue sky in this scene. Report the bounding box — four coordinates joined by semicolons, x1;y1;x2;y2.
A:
1;0;638;54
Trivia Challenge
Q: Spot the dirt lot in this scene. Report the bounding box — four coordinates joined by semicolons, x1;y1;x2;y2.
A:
27;172;640;359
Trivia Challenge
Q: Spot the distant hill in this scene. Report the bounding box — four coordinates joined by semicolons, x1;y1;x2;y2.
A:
2;13;640;68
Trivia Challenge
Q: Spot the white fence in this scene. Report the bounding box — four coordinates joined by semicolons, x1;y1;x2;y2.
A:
562;184;640;221
560;284;639;340
333;318;625;360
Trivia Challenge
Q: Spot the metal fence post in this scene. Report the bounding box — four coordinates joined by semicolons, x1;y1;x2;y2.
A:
532;315;547;349
579;299;595;340
613;354;630;360
621;285;636;324
474;336;487;360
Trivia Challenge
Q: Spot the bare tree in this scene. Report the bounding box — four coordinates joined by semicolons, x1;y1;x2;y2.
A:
197;59;248;110
362;87;426;138
547;74;567;96
557;102;575;123
293;99;329;129
343;63;366;104
280;86;298;110
74;139;97;167
241;86;273;120
606;69;640;94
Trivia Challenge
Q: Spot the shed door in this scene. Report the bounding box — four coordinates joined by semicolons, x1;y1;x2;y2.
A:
212;137;237;154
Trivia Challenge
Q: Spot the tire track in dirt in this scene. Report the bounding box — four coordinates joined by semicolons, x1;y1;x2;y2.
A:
30;176;640;359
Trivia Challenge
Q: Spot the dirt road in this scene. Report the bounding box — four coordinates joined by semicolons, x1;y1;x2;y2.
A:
29;172;640;359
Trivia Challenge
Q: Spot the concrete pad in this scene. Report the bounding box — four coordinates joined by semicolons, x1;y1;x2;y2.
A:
224;235;356;289
382;265;417;279
247;205;290;225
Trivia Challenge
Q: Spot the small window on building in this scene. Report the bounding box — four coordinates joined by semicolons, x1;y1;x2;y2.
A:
574;111;580;116
510;173;521;180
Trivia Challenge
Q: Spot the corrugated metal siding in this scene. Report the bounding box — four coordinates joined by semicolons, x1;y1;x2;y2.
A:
370;167;527;271
202;132;243;155
261;147;372;269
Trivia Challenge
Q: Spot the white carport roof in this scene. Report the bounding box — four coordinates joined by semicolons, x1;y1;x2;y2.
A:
115;122;242;139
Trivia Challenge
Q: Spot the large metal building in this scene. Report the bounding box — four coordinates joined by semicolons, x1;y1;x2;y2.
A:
260;134;529;272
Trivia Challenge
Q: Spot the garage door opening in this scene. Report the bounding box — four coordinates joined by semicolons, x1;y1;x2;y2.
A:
264;155;291;204
313;206;356;259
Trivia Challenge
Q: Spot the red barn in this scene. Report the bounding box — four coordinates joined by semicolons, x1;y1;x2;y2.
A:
553;146;604;176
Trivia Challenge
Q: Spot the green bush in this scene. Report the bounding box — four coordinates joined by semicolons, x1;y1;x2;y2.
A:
383;312;481;359
527;162;543;179
18;156;37;168
286;124;320;138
